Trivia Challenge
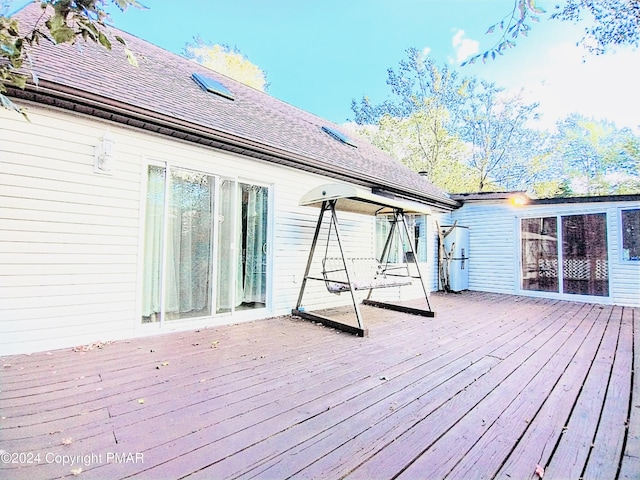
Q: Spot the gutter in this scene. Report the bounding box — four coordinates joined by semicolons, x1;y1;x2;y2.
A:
8;82;460;210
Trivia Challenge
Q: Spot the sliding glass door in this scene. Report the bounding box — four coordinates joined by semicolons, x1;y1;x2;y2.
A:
561;214;608;296
521;217;558;293
141;165;165;323
520;213;608;297
215;181;269;313
142;166;269;324
142;167;215;322
238;183;269;309
216;179;235;314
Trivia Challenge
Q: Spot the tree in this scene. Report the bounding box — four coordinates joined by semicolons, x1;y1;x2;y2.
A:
551;0;640;54
463;0;545;65
462;82;549;191
356;109;477;193
620;135;640;193
553;114;640;195
352;47;470;125
467;0;640;65
1;0;144;118
351;48;477;191
532;178;574;198
184;37;268;92
352;48;547;193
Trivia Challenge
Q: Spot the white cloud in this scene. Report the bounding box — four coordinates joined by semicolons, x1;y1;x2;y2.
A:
451;29;479;63
422;46;432;57
500;43;640;132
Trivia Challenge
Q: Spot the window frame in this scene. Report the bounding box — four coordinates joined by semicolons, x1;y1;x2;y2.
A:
619;207;640;262
375;213;429;264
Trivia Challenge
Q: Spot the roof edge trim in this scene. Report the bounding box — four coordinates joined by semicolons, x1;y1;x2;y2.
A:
8;83;460;211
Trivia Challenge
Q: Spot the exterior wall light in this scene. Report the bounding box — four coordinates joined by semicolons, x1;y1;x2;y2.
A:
94;131;115;174
511;195;528;206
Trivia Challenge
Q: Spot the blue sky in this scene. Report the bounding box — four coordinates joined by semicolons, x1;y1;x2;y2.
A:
9;0;640;130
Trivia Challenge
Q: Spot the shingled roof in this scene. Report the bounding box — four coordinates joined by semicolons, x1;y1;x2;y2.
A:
9;3;457;209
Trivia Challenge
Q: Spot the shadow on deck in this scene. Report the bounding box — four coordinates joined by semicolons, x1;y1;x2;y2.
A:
0;291;638;479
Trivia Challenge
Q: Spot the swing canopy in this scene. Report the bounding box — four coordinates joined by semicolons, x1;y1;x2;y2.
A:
299;184;432;216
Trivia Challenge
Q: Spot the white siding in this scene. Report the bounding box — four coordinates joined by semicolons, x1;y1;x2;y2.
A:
1;106;141;355
450;203;518;294
449;200;640;307
0;104;438;355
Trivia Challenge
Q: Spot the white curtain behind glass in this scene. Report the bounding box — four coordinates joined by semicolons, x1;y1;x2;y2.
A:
165;170;213;316
143;171;268;319
216;179;235;313
242;185;268;304
142;166;165;319
236;187;244;305
376;216;400;263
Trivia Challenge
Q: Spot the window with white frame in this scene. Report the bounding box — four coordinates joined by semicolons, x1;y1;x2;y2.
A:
375;214;428;263
621;208;640;261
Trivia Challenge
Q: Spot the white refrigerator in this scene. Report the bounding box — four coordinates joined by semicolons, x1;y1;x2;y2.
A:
442;225;470;292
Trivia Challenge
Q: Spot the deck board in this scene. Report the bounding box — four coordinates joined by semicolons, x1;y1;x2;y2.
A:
1;291;638;480
494;303;610;479
583;306;633;480
445;302;599;480
619;305;639;480
545;305;622;480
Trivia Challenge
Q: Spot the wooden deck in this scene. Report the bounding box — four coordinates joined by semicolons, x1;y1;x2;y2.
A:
1;291;638;480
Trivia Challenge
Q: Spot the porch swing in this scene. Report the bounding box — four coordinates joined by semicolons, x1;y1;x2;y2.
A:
292;184;436;337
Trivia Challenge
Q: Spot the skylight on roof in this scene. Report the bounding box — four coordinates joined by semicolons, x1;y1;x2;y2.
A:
192;73;235;100
321;126;357;148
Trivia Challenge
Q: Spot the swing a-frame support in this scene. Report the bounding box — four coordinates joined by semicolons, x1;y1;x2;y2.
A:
292;184;436;337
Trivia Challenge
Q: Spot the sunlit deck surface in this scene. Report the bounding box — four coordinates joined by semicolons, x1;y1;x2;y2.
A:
1;291;638;480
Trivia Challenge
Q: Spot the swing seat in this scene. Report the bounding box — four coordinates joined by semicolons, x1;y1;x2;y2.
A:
322;257;413;293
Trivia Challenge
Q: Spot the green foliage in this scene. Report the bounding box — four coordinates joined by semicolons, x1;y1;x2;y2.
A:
0;13;29;117
463;83;547;191
471;0;640;65
355;109;478;193
532;180;565;198
184;37;269;92
464;0;545;66
352;48;468;124
352;48;485;192
352;49;548;193
552;114;640;195
551;0;640;54
0;0;145;119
